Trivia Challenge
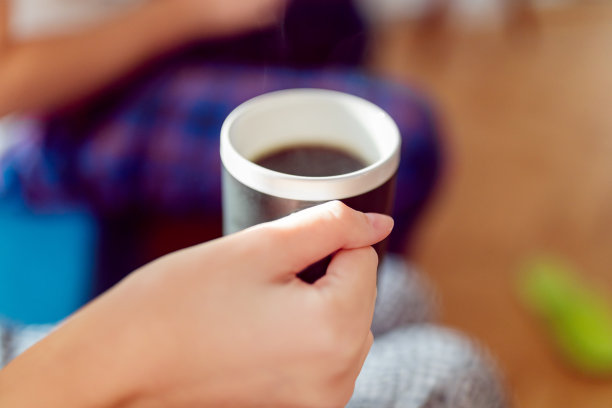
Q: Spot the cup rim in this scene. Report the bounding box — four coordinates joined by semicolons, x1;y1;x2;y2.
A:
220;88;401;201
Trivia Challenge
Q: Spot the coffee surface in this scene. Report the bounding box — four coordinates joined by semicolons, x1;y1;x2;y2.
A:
254;145;367;177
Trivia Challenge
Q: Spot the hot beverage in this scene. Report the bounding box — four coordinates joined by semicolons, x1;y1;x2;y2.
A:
255;145;367;177
221;89;400;283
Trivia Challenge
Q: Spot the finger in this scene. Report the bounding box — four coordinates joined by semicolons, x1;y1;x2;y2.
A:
316;247;378;331
255;201;393;275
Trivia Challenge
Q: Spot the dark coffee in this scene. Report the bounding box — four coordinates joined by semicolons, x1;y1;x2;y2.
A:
255;145;367;177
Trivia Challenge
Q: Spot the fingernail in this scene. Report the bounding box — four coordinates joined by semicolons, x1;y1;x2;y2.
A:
366;213;394;233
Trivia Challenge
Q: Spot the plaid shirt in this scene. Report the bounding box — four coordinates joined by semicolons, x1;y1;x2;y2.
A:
0;64;441;253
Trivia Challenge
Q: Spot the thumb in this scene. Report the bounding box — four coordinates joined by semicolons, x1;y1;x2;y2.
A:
255;201;393;279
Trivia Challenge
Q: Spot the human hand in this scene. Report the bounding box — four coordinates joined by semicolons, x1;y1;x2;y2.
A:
169;0;287;39
0;201;393;408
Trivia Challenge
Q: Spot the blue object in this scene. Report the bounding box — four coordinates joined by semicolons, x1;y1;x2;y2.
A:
0;197;97;324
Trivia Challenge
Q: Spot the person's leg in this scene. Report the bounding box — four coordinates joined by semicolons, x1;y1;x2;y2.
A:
372;255;436;336
349;326;509;408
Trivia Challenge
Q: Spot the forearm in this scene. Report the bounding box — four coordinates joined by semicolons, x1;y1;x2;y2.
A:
0;300;148;408
0;1;197;116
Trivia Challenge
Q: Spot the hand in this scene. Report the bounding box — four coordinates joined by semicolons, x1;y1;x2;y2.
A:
170;0;288;39
0;202;393;408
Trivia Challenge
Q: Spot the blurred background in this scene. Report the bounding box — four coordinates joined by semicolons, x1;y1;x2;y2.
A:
1;0;612;406
366;0;612;406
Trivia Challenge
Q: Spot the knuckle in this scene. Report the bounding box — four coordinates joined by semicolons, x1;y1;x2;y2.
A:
309;381;355;408
324;379;357;408
362;245;379;264
353;246;379;275
367;331;374;349
336;381;357;407
324;200;352;223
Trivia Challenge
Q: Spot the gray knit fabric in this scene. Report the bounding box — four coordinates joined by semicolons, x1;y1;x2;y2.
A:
0;255;508;407
372;255;437;336
349;326;508;408
351;255;508;408
0;320;54;367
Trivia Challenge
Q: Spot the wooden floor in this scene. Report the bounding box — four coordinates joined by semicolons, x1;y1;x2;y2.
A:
371;3;612;407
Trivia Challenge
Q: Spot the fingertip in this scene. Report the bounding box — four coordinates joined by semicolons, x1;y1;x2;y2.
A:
266;204;393;277
365;213;394;236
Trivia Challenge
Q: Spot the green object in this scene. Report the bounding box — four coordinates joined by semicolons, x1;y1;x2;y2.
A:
519;258;612;376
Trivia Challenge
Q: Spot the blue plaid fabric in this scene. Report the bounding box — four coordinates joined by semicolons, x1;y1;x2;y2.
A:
0;64;441;252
